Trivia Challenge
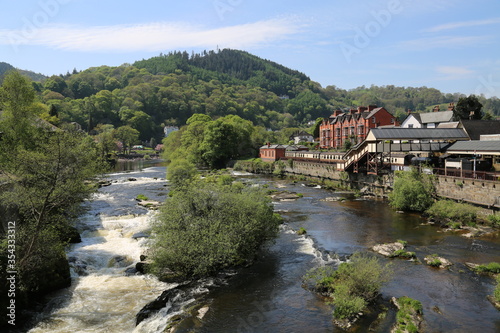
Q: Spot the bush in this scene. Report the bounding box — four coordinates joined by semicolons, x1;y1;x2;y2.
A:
475;262;500;274
166;158;198;189
150;181;281;279
495;276;500;303
394;296;423;333
136;194;149;201
389;168;435;212
425;200;478;226
304;253;392;320
297;227;307;235
487;214;500;227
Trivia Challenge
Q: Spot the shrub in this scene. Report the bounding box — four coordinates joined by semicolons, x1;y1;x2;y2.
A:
136;194;149;201
475;262;500;274
304;253;392;320
426;254;442;267
297;227;307;235
495;276;500;303
389;168;435;212
166;158;198;189
150;181;281;279
425;200;478;226
390;249;416;259
487;214;500;227
394;296;423;333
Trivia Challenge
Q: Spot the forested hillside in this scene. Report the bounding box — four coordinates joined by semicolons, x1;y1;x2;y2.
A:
4;49;499;144
0;62;47;83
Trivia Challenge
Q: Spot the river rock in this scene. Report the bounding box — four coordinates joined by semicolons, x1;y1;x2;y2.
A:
424;255;452;269
132;231;150;239
136;282;196;325
372;242;404;257
196;306;210;320
128;177;137;181
137;200;161;210
135;261;151;274
271;191;301;200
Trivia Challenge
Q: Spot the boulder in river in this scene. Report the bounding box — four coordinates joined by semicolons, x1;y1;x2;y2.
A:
424;254;452;269
372;242;405;257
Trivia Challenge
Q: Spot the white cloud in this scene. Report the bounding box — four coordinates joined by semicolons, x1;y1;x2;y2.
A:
423;18;500;33
0;18;302;52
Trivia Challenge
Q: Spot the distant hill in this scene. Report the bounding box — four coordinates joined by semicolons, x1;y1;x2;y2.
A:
133;49;310;97
0;62;47;83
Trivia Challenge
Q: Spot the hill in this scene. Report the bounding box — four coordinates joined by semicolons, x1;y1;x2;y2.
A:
0;62;47;83
6;48;498;143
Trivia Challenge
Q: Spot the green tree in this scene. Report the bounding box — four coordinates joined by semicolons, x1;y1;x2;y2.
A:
200;119;239;168
454;95;483;120
389;168;435;211
113;125;139;154
166;158;198;189
150;181;281;279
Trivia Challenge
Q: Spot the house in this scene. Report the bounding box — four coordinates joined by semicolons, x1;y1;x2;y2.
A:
444;140;500;172
289;131;314;144
319;105;398;149
259;144;308;162
401;104;455;128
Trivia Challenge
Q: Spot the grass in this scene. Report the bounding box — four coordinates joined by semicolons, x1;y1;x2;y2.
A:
474;262;500;274
426;254;442;267
297;227;307;235
390;249;416;259
136;194;149;201
425;200;478;227
394;296;423;333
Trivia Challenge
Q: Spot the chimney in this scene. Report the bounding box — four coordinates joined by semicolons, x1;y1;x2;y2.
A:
334;110;343;117
368;105;377;112
433;105;440;112
350;109;356;115
357;106;367;113
407;109;412;114
447;102;455;111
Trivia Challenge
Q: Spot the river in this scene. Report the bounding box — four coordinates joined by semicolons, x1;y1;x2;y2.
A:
28;163;500;332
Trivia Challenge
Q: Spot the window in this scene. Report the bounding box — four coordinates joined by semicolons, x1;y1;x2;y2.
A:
372;117;376;123
408;124;413;128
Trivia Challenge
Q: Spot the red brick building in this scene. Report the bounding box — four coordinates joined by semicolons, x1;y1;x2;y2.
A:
319;106;398;149
259;144;308;162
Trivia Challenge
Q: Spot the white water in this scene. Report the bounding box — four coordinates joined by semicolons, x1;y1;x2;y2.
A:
29;167;177;333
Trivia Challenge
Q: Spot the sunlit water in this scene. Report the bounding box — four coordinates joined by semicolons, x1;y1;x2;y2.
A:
28;167;500;332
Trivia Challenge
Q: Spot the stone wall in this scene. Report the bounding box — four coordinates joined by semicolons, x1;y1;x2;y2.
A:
284;160;500;210
434;175;500;208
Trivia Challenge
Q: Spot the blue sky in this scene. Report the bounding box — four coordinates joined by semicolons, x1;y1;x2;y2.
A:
1;0;500;98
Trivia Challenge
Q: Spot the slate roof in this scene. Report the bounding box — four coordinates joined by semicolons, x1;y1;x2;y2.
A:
460;120;500;140
419;110;454;124
446;140;500;153
368;128;469;140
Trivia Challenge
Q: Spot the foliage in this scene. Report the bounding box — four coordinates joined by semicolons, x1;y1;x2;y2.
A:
495;276;500;303
454;94;483;120
394;296;423;333
136;194;149;201
150;181;281;279
113;125;139;154
0;72;104;314
166;159;198;189
389;168;435;212
297;227;307;235
390;249;417;259
426;254;442;267
425;200;478;226
304;252;392;320
474;262;500;274
487;214;500;227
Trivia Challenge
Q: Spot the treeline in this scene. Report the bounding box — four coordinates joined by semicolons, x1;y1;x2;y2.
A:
0;72;104;328
3;48;499;147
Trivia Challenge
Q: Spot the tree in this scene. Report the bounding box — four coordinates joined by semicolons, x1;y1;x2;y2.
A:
150;181;281;279
113;125;139;154
388;168;435;211
166;158;198;189
0;71;104;315
454;95;483;120
199;119;239;169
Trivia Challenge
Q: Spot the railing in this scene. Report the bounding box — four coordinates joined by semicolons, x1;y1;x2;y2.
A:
433;168;500;181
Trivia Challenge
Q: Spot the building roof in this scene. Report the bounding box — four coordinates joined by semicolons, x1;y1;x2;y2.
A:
460;120;500;140
446;140;500;154
289;131;313;139
437;121;460;128
366;128;469;141
259;144;308;151
419;111;454;124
